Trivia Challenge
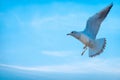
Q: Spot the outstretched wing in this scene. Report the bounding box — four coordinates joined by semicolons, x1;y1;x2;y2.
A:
84;3;113;39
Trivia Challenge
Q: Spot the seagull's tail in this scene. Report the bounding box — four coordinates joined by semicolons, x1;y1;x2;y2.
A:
89;38;106;57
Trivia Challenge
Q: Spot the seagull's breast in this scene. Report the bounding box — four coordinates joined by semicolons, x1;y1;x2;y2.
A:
79;33;90;45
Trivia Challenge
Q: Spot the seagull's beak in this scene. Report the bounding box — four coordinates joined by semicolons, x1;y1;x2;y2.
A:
67;33;70;35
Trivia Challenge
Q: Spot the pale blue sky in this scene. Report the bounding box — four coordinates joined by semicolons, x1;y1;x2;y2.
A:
0;0;120;80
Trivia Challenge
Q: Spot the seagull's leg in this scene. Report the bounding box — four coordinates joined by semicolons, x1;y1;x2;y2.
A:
81;45;87;56
83;45;87;49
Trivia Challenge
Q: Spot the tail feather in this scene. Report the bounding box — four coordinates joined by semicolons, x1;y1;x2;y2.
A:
89;38;106;57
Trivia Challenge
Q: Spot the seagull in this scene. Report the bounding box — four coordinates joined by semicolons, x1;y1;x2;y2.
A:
67;3;113;57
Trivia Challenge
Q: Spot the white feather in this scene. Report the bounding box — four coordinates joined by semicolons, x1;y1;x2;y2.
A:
89;38;106;57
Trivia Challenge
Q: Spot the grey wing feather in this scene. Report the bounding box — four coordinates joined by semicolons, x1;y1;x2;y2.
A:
84;3;113;39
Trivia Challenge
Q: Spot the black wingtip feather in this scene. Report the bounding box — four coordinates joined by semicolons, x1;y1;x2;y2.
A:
109;2;113;9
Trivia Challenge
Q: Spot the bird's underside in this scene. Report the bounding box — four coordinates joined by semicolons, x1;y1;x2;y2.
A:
80;37;106;57
79;32;106;57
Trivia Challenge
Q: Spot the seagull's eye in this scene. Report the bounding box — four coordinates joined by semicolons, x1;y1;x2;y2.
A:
71;31;74;33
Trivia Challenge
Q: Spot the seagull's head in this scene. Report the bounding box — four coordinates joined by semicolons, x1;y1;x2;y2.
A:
67;31;81;40
67;31;78;36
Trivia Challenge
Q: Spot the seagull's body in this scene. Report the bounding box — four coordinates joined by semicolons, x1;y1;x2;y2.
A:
67;3;113;57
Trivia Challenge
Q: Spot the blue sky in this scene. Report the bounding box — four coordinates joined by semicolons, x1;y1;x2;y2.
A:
0;0;120;80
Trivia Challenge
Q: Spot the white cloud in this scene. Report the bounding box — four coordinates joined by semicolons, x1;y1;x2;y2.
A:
30;14;86;30
13;13;25;26
0;58;120;74
41;51;77;57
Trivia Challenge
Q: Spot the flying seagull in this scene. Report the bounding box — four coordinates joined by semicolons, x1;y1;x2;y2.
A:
67;3;113;57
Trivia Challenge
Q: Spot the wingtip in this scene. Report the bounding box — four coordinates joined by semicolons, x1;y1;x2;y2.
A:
110;2;113;7
107;2;113;10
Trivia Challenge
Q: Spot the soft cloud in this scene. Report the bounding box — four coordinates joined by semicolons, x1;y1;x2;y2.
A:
13;13;25;26
0;58;120;74
30;13;86;31
41;51;77;57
